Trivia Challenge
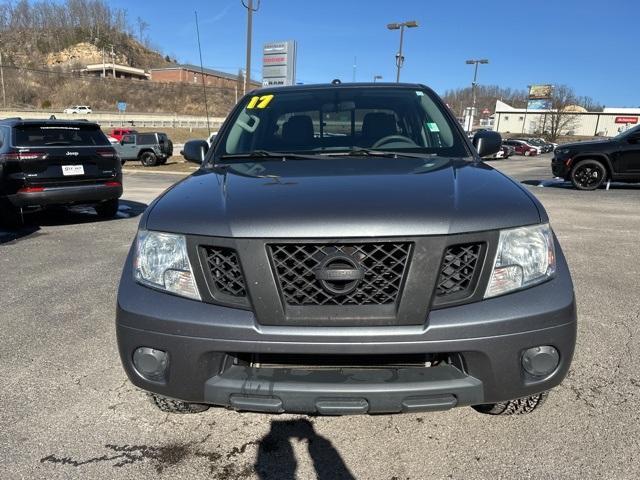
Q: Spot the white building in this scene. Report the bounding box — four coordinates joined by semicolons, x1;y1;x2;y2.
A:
493;100;640;138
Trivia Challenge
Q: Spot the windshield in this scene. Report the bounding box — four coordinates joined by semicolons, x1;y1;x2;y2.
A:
215;87;467;159
614;124;640;140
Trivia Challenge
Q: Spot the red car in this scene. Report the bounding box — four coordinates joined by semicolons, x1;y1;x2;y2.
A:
109;128;138;142
502;140;538;156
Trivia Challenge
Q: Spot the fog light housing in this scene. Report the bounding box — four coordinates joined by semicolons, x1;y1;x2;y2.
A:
133;347;168;381
522;346;559;377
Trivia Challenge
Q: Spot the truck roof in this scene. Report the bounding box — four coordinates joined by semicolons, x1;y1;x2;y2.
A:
248;82;429;95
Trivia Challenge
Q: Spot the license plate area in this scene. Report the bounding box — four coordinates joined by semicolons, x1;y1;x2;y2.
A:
62;165;84;176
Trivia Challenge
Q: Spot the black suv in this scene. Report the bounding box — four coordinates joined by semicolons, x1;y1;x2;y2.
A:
552;125;640;189
117;83;576;416
0;119;122;224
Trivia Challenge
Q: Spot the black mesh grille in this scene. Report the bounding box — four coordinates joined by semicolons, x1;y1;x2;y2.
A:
202;246;246;297
436;243;482;297
269;243;412;306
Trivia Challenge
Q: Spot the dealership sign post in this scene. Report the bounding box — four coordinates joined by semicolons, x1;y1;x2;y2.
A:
262;41;297;87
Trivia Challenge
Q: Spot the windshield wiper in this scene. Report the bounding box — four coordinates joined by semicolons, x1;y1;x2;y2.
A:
218;150;321;161
329;148;436;159
44;141;72;146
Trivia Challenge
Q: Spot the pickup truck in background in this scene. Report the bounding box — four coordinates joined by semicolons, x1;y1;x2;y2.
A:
113;132;173;166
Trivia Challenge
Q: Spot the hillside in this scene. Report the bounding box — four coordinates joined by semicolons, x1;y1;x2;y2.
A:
0;0;235;116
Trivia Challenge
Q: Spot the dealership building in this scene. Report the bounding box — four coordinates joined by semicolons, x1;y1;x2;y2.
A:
493;100;640;137
150;64;260;90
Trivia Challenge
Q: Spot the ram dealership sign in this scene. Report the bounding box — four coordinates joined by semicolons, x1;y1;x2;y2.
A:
262;41;297;87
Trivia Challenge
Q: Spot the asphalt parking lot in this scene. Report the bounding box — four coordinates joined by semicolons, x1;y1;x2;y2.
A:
1;154;639;480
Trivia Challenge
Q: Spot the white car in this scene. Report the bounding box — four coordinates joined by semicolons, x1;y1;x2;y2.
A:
63;105;92;114
207;131;218;147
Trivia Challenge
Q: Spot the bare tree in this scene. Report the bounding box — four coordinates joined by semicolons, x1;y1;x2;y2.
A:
442;85;528;118
539;85;580;142
136;16;149;46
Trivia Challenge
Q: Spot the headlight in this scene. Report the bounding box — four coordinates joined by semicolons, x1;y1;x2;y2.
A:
485;224;556;298
133;230;201;300
556;148;570;155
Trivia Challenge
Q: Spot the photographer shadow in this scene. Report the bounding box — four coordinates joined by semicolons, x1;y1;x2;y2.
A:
255;419;355;480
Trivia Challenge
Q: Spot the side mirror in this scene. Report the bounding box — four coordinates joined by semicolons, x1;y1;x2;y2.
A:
183;139;209;164
473;130;502;158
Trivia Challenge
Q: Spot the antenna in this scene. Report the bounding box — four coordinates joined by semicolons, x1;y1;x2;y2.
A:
195;11;211;135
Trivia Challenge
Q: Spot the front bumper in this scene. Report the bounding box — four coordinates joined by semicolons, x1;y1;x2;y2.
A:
552;156;570;178
116;246;577;415
7;183;122;208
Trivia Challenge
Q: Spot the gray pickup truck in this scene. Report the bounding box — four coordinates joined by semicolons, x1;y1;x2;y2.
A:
114;132;173;166
117;83;576;417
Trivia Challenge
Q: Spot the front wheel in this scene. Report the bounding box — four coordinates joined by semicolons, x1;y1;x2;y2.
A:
140;152;158;167
472;391;549;415
571;159;606;190
95;199;119;218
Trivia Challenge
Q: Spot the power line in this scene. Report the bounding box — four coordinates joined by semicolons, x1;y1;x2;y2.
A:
195;11;211;135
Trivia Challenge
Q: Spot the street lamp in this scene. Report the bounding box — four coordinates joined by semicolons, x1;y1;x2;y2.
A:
373;75;383;83
465;58;489;132
387;20;419;82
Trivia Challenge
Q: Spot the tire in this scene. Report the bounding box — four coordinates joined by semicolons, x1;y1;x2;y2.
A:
149;394;209;414
472;391;549;415
94;199;119;218
0;200;22;227
140;151;158;167
570;159;607;191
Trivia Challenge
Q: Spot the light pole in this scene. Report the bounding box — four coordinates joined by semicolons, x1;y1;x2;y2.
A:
387;20;418;82
241;0;260;94
373;75;383;83
465;58;489;132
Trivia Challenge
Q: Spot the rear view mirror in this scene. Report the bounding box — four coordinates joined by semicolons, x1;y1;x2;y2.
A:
182;140;209;164
473;130;502;158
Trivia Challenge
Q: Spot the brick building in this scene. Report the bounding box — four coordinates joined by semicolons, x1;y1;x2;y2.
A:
149;64;260;91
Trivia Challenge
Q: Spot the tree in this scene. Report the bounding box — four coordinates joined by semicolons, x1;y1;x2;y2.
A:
539;85;580;142
442;85;528;118
136;16;149;46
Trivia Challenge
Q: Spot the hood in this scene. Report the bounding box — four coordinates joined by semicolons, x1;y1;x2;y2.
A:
145;157;541;238
560;138;613;150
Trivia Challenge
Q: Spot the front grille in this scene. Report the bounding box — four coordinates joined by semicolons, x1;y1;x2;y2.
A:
436;243;482;297
269;243;412;306
201;246;246;298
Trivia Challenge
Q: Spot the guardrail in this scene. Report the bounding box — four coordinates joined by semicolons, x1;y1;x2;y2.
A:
0;109;225;129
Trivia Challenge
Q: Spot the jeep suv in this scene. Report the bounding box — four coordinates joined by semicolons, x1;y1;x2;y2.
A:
116;83;576;416
114;132;173;166
0;119;122;225
552;124;640;189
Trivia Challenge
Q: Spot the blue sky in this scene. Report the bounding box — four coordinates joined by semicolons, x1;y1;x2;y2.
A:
109;0;638;107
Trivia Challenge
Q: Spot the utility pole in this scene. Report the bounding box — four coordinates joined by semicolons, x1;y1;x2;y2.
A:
111;45;116;78
241;0;260;94
465;59;489;132
352;56;357;82
0;52;6;109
